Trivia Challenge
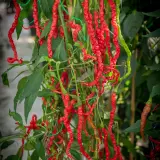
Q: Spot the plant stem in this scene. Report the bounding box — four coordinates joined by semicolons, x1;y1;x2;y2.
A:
58;5;69;45
129;50;137;160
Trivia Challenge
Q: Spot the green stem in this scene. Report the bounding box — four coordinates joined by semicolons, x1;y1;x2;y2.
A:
116;0;132;81
58;5;69;45
56;61;67;94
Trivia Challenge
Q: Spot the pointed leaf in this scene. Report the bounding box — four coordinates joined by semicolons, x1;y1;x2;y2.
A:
123;120;140;133
53;39;67;61
14;76;28;111
143;10;160;17
1;72;9;87
24;93;37;122
31;40;39;62
70;149;82;160
1;140;14;150
143;29;160;37
40;0;53;18
40;21;52;39
16;9;28;39
9;111;23;124
123;120;152;133
19;70;43;102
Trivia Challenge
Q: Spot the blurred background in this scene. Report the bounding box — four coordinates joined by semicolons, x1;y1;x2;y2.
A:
0;1;42;159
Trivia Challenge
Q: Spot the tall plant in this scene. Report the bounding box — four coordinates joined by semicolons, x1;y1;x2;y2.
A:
1;0;134;159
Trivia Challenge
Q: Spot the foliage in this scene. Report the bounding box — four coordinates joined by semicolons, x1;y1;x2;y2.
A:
1;0;160;160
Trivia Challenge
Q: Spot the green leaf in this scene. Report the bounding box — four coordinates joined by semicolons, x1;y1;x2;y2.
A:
1;140;14;150
123;120;140;133
40;21;52;39
35;56;50;67
123;11;144;39
0;134;20;144
70;149;82;160
53;39;67;61
35;141;46;160
16;9;28;39
1;72;9;87
150;83;160;98
143;29;160;37
31;40;39;62
40;0;53;18
14;76;28;111
24;93;37;123
9;111;23;124
121;137;136;154
27;155;31;160
143;9;160;17
120;12;126;23
37;89;53;97
73;0;82;19
147;72;160;92
24;141;35;151
5;155;18;160
147;64;160;71
31;150;39;160
19;70;43;102
123;120;152;133
39;37;62;57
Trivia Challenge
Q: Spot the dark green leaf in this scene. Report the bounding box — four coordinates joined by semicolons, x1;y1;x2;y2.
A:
70;149;82;160
16;21;23;40
143;29;160;37
24;93;37;122
147;72;160;92
16;9;28;39
31;40;39;62
147;64;160;71
150;83;160;98
143;10;160;17
120;12;126;23
53;39;67;61
19;70;43;102
1;72;9;87
0;134;20;144
31;150;39;160
1;140;14;150
9;111;23;124
40;0;53;18
123;120;152;133
123;11;144;39
14;76;28;111
35;141;46;160
5;155;18;160
121;137;136;154
40;21;52;39
123;120;140;133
